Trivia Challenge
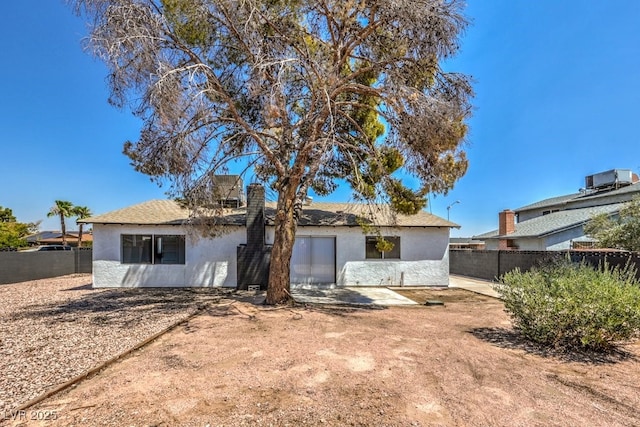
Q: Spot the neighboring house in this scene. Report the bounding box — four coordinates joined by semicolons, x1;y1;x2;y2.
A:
26;231;93;247
80;183;458;289
449;237;485;250
475;169;640;250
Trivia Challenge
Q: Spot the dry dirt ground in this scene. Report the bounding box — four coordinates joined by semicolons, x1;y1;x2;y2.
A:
4;286;640;427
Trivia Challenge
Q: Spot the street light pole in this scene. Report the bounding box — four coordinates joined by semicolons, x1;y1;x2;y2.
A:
447;200;460;221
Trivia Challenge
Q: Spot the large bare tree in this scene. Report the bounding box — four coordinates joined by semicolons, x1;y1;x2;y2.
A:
71;0;473;304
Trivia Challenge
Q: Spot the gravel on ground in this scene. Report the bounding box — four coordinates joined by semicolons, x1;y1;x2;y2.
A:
0;274;230;412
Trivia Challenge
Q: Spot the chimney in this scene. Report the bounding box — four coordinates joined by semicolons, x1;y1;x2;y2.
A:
498;209;515;236
237;183;271;290
246;183;265;250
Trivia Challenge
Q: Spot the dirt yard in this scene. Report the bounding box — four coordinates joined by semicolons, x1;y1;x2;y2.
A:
4;287;640;427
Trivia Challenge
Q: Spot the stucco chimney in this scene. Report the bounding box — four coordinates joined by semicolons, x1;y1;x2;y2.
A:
498;209;515;236
246;183;265;250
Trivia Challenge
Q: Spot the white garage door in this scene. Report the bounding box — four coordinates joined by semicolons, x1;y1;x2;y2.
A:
290;236;335;284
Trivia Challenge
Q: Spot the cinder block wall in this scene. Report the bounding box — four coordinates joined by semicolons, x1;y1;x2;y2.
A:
75;249;93;274
450;249;640;281
449;250;499;280
0;250;93;285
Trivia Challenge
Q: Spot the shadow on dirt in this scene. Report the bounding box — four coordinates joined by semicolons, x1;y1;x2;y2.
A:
63;283;94;291
294;302;388;317
13;287;237;327
470;327;637;365
13;284;388;327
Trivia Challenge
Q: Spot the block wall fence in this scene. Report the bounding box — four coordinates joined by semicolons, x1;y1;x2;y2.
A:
0;249;92;285
449;249;640;281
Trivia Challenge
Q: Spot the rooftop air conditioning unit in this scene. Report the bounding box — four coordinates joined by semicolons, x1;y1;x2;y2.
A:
585;169;633;190
210;175;245;207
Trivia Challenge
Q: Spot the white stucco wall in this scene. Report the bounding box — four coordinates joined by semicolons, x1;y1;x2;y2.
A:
91;224;244;288
267;225;451;287
93;223;451;288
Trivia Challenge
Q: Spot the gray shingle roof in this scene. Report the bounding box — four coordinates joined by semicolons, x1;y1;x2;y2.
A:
475;203;623;240
81;200;457;228
516;182;640;213
515;193;581;212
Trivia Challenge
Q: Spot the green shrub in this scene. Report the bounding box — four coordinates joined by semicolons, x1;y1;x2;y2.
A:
495;259;640;351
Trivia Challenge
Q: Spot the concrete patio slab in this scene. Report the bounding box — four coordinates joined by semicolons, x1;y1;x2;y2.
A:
289;275;500;305
291;287;418;306
448;275;500;298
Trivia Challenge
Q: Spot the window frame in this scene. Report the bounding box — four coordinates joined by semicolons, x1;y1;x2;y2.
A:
121;234;186;265
365;236;401;260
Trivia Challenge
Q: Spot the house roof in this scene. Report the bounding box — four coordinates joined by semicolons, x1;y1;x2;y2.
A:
80;199;458;228
515;193;581;212
272;202;457;227
79;200;192;225
450;237;485;244
26;231;91;242
516;182;640;213
474;203;623;240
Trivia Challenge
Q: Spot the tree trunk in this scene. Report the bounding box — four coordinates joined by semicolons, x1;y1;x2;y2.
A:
77;223;84;248
60;214;67;246
265;188;299;305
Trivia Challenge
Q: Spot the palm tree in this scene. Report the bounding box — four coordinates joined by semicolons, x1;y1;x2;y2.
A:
73;206;92;248
47;200;74;246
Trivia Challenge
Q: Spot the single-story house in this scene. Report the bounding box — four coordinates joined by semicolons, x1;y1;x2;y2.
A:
80;184;458;289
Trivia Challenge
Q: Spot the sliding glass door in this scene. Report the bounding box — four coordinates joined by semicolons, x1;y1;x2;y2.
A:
290;236;335;284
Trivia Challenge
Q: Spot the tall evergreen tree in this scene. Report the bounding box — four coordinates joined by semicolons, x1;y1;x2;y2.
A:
71;0;473;303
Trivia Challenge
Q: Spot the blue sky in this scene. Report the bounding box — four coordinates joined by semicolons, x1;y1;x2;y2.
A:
2;1;639;236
